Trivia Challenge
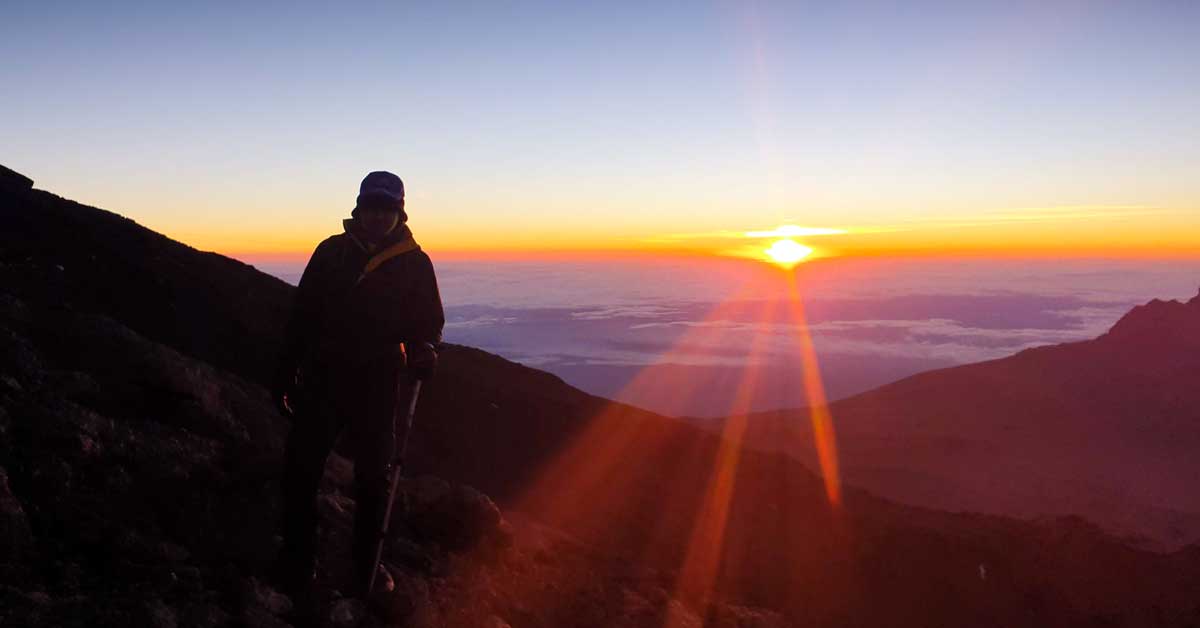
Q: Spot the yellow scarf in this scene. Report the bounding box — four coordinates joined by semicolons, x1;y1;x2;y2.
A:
354;233;420;285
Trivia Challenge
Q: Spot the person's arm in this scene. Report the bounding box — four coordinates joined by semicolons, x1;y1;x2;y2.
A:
404;252;444;379
274;239;333;412
409;252;444;347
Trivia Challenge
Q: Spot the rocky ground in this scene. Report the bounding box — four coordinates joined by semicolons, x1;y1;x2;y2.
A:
0;263;784;628
0;277;480;627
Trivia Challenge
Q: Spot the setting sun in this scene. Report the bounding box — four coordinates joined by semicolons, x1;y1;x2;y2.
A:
764;239;813;267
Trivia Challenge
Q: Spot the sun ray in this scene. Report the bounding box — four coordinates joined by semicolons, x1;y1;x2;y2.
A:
664;292;781;623
506;266;843;621
514;289;768;533
784;275;842;507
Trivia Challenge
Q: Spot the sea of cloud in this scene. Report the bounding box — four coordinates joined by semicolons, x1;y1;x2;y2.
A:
256;256;1200;416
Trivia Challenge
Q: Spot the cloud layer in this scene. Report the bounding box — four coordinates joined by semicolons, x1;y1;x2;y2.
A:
267;256;1200;416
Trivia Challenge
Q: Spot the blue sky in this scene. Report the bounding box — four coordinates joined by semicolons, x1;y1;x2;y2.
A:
3;1;1198;255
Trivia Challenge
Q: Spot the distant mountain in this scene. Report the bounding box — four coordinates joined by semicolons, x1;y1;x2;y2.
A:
696;283;1200;550
4;164;1200;627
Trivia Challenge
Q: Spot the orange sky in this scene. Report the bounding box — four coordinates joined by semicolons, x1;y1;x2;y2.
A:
195;203;1200;266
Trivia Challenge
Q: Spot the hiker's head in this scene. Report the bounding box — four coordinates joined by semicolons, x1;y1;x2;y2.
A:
353;171;406;238
356;196;401;240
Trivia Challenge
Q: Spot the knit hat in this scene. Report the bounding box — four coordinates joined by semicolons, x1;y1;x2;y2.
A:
353;171;407;221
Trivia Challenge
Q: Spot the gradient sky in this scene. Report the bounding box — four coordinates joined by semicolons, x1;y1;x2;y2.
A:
4;1;1198;258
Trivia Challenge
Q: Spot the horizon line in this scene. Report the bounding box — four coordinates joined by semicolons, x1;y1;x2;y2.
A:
226;245;1200;264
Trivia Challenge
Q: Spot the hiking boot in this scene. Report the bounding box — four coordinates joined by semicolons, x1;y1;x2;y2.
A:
370;563;395;594
344;561;394;601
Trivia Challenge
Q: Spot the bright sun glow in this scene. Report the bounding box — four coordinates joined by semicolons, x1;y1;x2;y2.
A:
764;239;813;267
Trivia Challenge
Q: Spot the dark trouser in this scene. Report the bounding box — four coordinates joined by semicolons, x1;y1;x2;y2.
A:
278;352;409;593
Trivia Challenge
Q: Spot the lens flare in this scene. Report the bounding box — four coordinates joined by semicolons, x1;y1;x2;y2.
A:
764;239;812;267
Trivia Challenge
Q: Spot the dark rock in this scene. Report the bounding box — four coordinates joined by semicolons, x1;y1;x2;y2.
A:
321;453;355;491
240;605;292;628
142;598;178;628
0;562;36;589
0;319;42;387
661;600;702;628
0;467;34;561
383;536;433;573
155;541;192;563
238;576;293;617
103;464;135;494
403;476;508;552
56;561;84;592
318;492;355;521
171;565;204;593
708;604;790;628
0;374;22;393
45;370;101;403
177;602;231;628
368;570;430;624
329;597;366;628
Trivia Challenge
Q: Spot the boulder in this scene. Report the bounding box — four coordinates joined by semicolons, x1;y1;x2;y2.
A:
402;476;509;552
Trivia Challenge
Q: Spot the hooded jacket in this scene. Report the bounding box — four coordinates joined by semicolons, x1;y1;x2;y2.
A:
279;221;444;376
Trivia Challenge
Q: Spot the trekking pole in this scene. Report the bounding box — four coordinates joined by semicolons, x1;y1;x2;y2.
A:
366;376;422;595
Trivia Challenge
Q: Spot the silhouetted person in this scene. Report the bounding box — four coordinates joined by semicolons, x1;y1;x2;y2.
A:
271;171;443;608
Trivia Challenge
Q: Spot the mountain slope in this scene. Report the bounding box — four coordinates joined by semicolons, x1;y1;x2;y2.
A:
701;289;1200;549
0;164;292;386
4;165;1200;627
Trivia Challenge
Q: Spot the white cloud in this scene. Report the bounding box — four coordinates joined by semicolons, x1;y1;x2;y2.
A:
570;304;684;320
445;315;519;329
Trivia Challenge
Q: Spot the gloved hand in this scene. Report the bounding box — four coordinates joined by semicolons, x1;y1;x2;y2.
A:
272;365;299;419
408;342;438;381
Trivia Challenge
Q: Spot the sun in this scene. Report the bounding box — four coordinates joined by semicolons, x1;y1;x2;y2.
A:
764;239;812;267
